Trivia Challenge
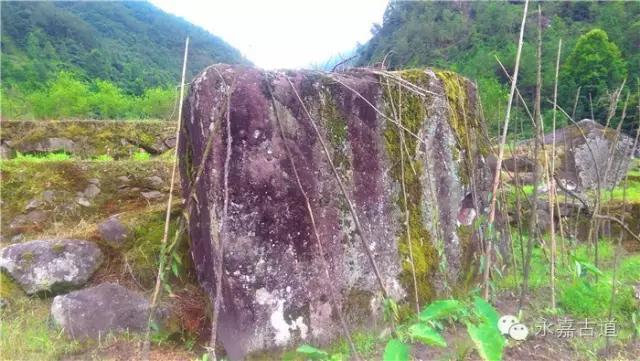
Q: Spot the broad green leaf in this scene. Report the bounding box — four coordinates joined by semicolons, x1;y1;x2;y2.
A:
296;344;329;360
579;261;603;276
466;322;505;361
419;299;465;321
473;296;499;326
383;338;410;361
408;323;447;347
571;256;604;276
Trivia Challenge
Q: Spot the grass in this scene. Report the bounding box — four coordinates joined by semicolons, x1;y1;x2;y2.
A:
93;154;115;161
497;235;639;347
132;150;151;161
122;206;187;288
12;151;73;162
3;151;154;163
0;273;84;360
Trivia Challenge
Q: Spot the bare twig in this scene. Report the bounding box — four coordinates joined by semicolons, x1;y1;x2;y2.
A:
208;67;234;361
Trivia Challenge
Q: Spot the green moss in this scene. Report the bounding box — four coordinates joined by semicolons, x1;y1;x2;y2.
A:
0;158;173;239
342;289;375;323
319;87;350;170
123;207;186;287
382;70;438;305
2;120;175;160
436;71;472;184
51;243;65;255
20;251;34;265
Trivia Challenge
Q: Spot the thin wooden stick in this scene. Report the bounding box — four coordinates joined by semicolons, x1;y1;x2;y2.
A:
208;67;234;361
142;36;189;359
484;0;529;300
548;38;562;311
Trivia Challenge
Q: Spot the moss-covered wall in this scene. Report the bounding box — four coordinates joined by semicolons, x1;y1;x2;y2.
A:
0;159;175;239
1;120;176;159
382;70;438;304
381;69;490;303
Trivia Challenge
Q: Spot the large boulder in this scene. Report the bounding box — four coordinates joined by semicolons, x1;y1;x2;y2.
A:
512;119;635;190
51;283;150;339
179;65;496;358
0;239;103;295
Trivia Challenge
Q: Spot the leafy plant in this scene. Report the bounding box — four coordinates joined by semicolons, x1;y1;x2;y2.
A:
407;323;447;347
418;299;465;322
296;344;345;361
383;338;410;361
382;297;505;361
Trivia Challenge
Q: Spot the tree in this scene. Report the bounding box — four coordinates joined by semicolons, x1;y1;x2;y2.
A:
562;29;627;122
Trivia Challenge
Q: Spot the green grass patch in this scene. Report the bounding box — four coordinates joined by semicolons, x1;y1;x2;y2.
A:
0;273;84;360
12;151;73;162
558;277;636;320
132;150;151;161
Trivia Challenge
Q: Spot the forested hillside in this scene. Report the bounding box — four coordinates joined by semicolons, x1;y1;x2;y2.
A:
1;1;247;119
357;1;640;136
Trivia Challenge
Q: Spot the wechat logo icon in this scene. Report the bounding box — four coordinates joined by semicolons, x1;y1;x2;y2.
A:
498;314;529;341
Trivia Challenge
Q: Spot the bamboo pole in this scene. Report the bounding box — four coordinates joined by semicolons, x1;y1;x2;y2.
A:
484;0;529;300
548;39;562;311
142;36;189;360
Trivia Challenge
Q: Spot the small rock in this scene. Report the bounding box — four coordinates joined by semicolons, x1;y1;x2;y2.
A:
0;298;8;309
51;283;150;339
24;199;43;211
10;234;25;243
0;142;15;160
117;175;131;183
87;178;100;186
145;176;164;189
42;190;56;203
9;210;48;230
46;137;76;153
141;191;163;201
163;137;177;149
0;239;103;295
76;197;91;207
98;216;130;247
83;184;101;199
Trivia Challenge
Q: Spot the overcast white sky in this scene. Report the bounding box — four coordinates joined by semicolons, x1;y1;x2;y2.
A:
150;0;388;69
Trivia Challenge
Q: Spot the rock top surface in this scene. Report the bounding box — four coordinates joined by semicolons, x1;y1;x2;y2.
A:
51;282;150;339
0;239;103;295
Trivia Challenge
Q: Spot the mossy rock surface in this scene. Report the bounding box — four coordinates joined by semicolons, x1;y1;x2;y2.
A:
1;119;176;159
180;65;496;358
0;158;175;240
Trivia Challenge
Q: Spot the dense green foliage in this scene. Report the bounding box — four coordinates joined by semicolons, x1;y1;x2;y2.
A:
562;29;627;121
357;2;640;136
1;71;176;119
1;1;247;119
